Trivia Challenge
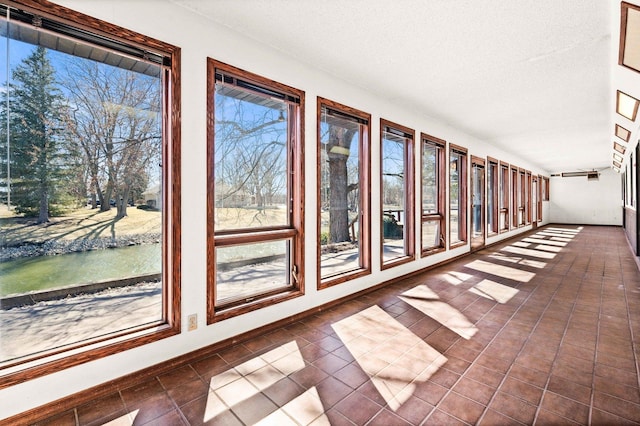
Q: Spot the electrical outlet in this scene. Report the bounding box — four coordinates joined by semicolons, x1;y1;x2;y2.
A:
187;314;197;331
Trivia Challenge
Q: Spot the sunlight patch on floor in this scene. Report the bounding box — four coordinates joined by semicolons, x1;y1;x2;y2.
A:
536;231;575;239
488;252;547;269
103;410;138;425
441;270;474;285
523;237;567;247
465;259;536;282
501;245;556;259
400;284;440;300
255;386;328;426
206;341;304;421
512;241;532;248
546;227;581;234
469;279;519;304
533;244;563;253
400;286;478;339
550;236;573;242
332;305;447;411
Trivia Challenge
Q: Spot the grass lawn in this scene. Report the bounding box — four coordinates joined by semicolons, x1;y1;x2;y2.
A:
0;205;161;247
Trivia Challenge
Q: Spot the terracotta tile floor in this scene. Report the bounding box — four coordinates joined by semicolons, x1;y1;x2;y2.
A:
34;225;640;425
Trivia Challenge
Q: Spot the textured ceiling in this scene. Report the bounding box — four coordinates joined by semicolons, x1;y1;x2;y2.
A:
171;0;612;174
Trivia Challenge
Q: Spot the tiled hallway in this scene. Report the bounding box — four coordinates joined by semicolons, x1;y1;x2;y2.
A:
32;225;640;425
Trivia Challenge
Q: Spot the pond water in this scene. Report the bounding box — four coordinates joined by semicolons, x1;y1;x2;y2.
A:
0;244;161;297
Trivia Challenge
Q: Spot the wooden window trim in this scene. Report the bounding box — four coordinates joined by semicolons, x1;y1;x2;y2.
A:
537;174;543;222
421;133;446;257
518;169;526;227
449;144;468;249
380;119;415;270
487;157;499;235
542;176;550;201
317;97;371;289
510;166;518;230
525;170;532;225
0;0;181;389
207;59;305;323
499;161;510;233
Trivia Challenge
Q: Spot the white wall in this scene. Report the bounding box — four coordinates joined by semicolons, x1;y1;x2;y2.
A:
1;0;554;419
549;168;622;225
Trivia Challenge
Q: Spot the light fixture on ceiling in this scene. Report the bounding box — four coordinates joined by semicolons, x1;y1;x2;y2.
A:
614;141;627;154
615;124;632;142
613;160;622;169
616;90;640;121
614;152;624;163
277;109;285;122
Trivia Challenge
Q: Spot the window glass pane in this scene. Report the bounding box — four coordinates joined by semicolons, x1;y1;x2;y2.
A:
0;18;165;363
471;163;483;238
319;108;364;279
500;165;509;231
487;163;497;234
511;168;518;227
216;240;292;304
214;85;289;231
209;61;303;317
449;152;463;244
422;143;437;214
382;131;406;262
422;220;441;250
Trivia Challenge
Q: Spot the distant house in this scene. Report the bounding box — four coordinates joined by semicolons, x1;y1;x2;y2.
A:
142;184;161;208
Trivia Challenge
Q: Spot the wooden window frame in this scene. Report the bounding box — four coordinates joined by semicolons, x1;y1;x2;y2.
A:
510;165;519;230
207;59;305;322
542;176;550;201
487;157;499;236
0;0;181;389
380;119;415;270
317;98;371;289
420;133;446;256
449;144;468;248
518;169;526;226
525;170;532;225
537;174;543;222
499;161;510;233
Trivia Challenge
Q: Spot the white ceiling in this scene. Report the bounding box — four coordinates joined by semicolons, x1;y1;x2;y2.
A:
171;0;612;174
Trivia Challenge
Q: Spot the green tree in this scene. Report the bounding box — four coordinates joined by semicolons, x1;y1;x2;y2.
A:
63;59;161;218
5;46;70;223
324;125;357;244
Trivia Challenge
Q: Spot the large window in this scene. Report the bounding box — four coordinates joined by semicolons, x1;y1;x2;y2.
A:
511;166;518;229
487;158;499;235
421;134;446;254
536;175;543;223
542;176;549;201
380;120;414;268
499;162;510;232
449;144;468;247
207;60;304;321
525;170;532;225
542;176;550;201
519;169;526;226
318;98;370;287
0;1;180;383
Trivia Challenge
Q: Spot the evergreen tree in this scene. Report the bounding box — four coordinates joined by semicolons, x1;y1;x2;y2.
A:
7;46;69;223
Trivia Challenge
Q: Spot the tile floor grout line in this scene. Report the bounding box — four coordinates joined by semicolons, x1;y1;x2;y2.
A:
619;243;640;394
480;229;582;425
531;234;596;425
425;230;573;425
586;251;606;426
